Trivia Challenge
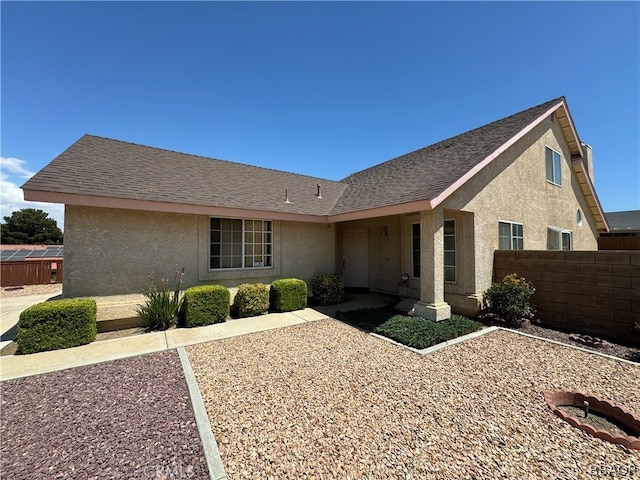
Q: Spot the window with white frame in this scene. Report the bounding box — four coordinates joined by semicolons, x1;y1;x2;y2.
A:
545;146;562;186
444;219;456;283
547;226;572;251
210;218;272;269
498;221;524;250
411;223;420;278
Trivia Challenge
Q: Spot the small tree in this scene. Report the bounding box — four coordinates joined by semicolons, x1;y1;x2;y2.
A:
1;208;63;244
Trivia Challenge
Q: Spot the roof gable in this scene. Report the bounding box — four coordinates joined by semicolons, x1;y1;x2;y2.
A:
331;98;564;215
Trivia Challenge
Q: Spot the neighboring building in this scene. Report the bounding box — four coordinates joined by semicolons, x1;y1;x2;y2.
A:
0;245;64;287
598;210;640;250
602;210;640;236
22;97;608;319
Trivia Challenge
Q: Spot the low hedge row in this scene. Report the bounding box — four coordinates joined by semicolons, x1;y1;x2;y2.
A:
17;298;97;354
15;278;311;354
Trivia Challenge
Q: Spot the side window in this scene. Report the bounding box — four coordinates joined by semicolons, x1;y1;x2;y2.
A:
545;146;562;186
444;219;456;283
411;223;420;278
498;221;523;250
547;227;572;250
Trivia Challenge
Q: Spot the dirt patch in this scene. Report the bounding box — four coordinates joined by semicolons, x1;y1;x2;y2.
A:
557;405;638;438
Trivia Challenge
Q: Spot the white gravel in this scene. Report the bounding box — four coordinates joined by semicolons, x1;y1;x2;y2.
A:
187;319;640;480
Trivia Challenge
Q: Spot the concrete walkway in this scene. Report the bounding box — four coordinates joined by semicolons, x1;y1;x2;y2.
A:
0;306;328;381
0;291;396;382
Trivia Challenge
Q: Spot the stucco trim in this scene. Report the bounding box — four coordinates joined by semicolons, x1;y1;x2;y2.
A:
23;190;328;224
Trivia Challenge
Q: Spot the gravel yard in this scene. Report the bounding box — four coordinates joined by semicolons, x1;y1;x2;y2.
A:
0;350;209;479
0;283;62;298
188;319;640;480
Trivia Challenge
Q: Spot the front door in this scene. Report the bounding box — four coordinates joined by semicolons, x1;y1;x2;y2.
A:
342;228;369;289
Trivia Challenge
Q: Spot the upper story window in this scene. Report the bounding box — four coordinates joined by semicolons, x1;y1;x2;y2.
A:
545;146;562;186
210;218;272;270
547;226;572;251
444;219;456;283
498;221;523;250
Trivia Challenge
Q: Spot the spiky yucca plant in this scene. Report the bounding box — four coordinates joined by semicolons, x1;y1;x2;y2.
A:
137;268;185;331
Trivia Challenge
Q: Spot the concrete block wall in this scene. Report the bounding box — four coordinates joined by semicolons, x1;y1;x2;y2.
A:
494;250;640;342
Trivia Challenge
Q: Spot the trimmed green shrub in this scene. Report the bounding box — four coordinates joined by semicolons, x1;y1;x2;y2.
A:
232;283;270;318
311;274;345;306
336;306;482;349
17;298;97;354
373;314;483;349
179;285;230;327
270;278;307;312
137;269;185;331
483;273;536;324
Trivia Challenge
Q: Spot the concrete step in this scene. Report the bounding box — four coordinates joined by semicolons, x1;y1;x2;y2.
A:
95;294;145;333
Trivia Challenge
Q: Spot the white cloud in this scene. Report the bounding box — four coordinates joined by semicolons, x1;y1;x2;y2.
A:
1;157;65;230
0;156;35;179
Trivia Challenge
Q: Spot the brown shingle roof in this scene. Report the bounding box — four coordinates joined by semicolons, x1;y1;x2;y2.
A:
23;97;568;219
331;97;564;214
22;135;348;216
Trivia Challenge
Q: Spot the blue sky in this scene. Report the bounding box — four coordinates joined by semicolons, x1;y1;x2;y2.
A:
2;1;639;229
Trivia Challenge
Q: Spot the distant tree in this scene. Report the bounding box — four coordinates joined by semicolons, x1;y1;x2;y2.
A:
1;208;63;245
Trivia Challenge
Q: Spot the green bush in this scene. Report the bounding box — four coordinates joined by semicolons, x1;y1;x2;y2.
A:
483;273;536;324
232;283;270;318
373;314;483;349
311;274;345;306
17;298;97;354
336;306;482;349
270;278;307;312
179;285;230;327
137;269;185;331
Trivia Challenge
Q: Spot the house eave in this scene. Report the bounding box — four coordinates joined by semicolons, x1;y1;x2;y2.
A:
570;159;610;232
22;190;330;224
327;199;433;222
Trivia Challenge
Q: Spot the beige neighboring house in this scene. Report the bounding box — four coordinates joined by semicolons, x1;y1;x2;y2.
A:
22;97;609;320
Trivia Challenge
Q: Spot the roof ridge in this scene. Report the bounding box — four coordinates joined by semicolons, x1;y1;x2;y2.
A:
81;134;345;185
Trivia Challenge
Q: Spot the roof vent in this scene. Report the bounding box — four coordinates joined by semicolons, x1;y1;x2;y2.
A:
316;184;323;199
284;189;292;204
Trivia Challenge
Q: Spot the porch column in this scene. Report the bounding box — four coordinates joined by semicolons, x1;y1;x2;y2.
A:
413;209;451;321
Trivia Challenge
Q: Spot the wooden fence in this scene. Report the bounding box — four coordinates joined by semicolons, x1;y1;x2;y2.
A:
598;236;640;250
1;260;63;287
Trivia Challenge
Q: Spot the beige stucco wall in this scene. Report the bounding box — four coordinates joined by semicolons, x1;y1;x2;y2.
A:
63;205;335;297
442;116;599;300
